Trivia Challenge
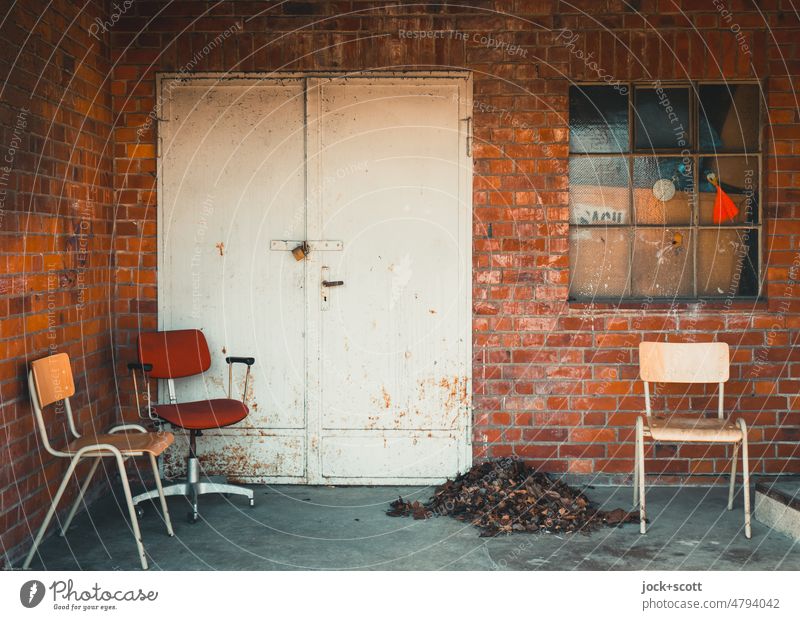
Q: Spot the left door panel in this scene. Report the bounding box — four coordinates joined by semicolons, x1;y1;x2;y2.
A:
158;78;307;481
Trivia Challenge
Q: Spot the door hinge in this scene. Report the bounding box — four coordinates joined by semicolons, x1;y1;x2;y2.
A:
461;117;472;157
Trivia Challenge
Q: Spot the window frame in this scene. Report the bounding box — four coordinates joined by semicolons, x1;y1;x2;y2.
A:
567;79;764;303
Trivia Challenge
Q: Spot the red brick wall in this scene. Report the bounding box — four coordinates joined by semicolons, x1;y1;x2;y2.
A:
0;1;116;565
108;0;800;484
4;0;800;564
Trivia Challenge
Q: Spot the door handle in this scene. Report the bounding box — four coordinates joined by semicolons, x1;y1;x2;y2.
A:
322;280;344;287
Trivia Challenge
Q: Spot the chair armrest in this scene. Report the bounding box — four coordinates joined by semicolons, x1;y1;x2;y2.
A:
225;356;255;366
128;362;156;421
108;423;147;434
226;357;255;401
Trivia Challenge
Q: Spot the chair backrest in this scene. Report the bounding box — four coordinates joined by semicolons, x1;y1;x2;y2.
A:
639;341;729;384
639;341;729;419
137;329;211;379
30;353;76;407
29;352;80;455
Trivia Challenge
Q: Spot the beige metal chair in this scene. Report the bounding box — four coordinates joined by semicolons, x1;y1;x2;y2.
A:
22;353;175;570
635;341;751;539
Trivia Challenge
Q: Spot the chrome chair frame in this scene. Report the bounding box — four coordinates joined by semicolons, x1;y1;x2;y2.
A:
23;354;174;570
128;356;255;523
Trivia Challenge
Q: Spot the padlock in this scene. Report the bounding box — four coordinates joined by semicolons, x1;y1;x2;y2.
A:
291;242;309;261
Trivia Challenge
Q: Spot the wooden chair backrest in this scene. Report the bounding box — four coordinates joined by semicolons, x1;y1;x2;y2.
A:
31;353;76;408
639;341;729;384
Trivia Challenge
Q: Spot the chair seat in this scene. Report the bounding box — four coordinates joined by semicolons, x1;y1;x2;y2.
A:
68;431;174;456
646;417;742;442
154;399;249;430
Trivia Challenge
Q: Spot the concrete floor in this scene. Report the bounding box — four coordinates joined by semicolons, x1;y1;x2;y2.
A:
24;483;800;570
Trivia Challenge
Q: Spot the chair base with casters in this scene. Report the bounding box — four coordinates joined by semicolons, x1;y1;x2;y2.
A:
634;341;752;540
132;429;254;524
129;329;256;524
22;354;174;571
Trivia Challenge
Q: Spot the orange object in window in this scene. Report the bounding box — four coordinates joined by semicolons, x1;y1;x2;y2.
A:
708;174;739;224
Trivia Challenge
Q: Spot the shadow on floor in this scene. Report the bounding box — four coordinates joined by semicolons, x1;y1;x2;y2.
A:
22;484;800;570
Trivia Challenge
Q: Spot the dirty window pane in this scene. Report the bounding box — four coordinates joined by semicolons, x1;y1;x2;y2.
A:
567;81;761;301
569;228;630;299
569;156;630;225
633;157;693;225
634;87;691;151
631;228;694;297
699;84;760;152
697;229;759;297
569;85;629;153
698;156;759;225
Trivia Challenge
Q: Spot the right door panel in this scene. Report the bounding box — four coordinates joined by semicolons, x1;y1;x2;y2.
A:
306;77;472;483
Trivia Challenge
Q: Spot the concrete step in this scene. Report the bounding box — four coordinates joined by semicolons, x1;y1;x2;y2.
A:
754;478;800;542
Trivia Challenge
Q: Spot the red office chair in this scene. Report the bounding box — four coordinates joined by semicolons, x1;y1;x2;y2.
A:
128;329;255;523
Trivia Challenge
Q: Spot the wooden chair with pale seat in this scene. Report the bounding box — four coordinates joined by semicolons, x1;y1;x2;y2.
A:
635;341;751;539
22;353;175;570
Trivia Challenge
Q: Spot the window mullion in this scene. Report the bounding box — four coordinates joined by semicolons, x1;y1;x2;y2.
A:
692;155;698;299
628;84;634;298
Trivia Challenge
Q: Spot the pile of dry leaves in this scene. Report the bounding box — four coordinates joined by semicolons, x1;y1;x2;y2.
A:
387;458;638;536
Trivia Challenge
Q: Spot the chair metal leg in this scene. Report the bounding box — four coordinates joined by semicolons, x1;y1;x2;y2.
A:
633;435;640;507
738;419;751;539
636;417;646;535
60;457;101;536
195;481;255;504
132;482;190;504
23;455;82;569
133;443;254;525
115;454;148;570
187;454;200;522
149;453;174;537
727;441;739;511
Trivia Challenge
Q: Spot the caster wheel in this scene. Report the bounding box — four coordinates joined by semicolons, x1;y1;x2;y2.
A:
136;506;145;519
187;511;200;524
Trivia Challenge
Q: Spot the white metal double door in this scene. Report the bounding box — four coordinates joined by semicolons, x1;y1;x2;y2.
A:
158;73;472;484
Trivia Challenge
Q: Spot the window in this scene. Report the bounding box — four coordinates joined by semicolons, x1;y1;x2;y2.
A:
568;82;762;301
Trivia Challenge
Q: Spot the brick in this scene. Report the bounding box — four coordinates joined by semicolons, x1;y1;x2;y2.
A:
569;428;616;443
